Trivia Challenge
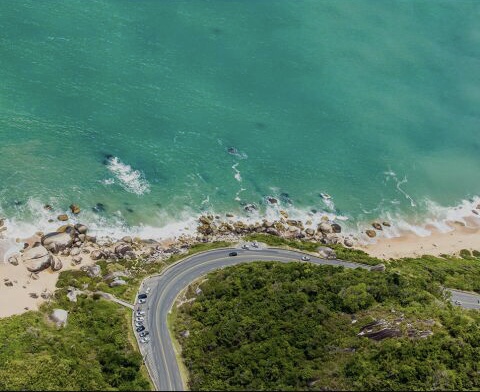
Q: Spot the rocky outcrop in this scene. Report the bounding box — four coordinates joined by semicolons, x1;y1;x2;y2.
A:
365;229;376;238
114;243;133;257
70;204;81;214
42;232;73;253
344;238;354;247
317;246;336;260
50;309;68;327
331;223;342;233
318;222;333;234
372;222;383;230
84;265;101;278
57;214;68;221
371;263;386;272
8;254;20;266
22;246;53;273
109;278;127;287
50;257;63;271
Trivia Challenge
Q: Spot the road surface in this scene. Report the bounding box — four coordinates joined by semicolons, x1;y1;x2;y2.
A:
136;247;372;391
448;289;480;310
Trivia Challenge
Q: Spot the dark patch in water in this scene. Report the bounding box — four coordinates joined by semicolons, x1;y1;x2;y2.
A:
255;122;266;129
227;147;238;155
280;193;293;204
102;153;114;165
126;208;134;213
211;27;222;35
13;200;23;206
92;203;106;213
155;203;162;208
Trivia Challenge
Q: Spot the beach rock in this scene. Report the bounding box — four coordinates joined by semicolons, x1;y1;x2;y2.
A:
225;213;234;218
280;210;288;219
382;221;391;227
371;263;386;272
78;234;86;242
66;287;82;302
366;229;377;238
318;222;333;234
70;247;80;256
8;254;20;266
109;278;127;287
41;290;51;299
372;222;383;230
85;264;102;278
305;228;315;236
244;204;257;213
86;235;97;243
103;271;129;281
29;292;38;298
56;225;74;234
73;224;88;234
266;196;278;204
30;273;39;280
44;204;53;211
50;257;63;271
50;309;68;327
266;228;280;236
317;246;336;260
331;223;342;233
344;238;354;247
0;218;4;227
472;210;479;216
42;232;73;253
4;280;13;287
121;236;133;243
22;246;53;273
70;204;81;214
57;214;69;221
72;255;82;264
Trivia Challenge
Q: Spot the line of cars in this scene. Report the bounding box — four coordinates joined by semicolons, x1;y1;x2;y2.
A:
229;242;311;261
135;287;151;343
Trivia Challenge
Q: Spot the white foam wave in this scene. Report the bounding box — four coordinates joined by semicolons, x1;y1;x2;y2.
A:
232;163;242;182
384;170;416;207
106;157;150;195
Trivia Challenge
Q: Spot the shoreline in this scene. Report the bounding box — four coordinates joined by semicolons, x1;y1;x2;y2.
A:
2;206;480;318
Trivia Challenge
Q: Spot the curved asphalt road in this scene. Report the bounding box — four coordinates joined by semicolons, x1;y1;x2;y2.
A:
136;247;371;391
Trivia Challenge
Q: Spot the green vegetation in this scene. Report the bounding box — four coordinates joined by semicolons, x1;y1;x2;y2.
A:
244;233;382;265
174;261;480;391
0;293;149;391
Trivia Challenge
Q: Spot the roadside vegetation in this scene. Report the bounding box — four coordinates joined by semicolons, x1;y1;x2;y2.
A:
0;294;150;391
174;259;480;390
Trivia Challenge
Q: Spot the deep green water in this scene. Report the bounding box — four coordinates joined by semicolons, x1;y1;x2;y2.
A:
1;0;480;237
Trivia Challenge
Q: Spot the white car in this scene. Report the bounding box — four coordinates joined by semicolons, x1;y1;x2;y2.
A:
138;298;146;304
135;316;145;322
140;336;150;343
146;287;151;294
135;321;144;327
301;255;311;261
251;242;259;248
242;244;250;250
136;311;145;316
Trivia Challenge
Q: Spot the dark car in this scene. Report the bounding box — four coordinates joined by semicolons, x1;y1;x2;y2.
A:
139;331;150;337
138;293;148;299
136;325;146;332
228;251;238;256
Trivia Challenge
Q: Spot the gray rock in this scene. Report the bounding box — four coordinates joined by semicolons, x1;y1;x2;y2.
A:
331;223;342;233
8;254;20;266
121;236;133;243
85;265;101;278
115;243;132;256
317;246;337;260
78;234;86;242
104;271;129;281
42;232;73;253
318;222;333;234
109;278;127;287
344;238;354;247
371;263;386;272
29;292;38;298
90;250;104;260
74;224;88;234
70;247;81;256
66;287;82;302
86;235;97;243
4;280;13;287
266;228;279;236
22;246;53;273
50;309;68;327
72;255;82;264
50;257;63;271
366;229;377;238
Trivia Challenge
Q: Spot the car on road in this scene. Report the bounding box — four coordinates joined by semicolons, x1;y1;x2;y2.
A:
454;300;462;305
135;321;144;327
135;316;145;322
229;251;238;256
138;298;146;304
136;325;145;332
140;336;150;343
242;244;250;250
136;310;145;316
138;293;148;299
301;255;311;261
139;331;149;337
251;242;259;248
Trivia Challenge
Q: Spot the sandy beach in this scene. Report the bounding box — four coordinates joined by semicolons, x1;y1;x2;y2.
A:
360;221;480;259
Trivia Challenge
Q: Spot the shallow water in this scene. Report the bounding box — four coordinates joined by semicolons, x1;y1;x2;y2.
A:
1;0;480;237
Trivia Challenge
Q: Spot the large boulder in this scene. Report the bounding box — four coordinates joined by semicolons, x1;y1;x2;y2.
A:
371;263;386;272
114;243;133;256
70;204;81;214
50;257;63;271
50;309;68;327
365;229;377;238
42;232;73;253
85;265;101;278
74;224;88;234
22;246;53;272
57;214;69;222
331;223;342;233
8;253;20;266
109;278;127;287
372;222;383;231
318;222;333;234
317;246;337;260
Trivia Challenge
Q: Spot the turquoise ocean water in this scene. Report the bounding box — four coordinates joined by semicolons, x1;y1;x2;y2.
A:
1;0;480;239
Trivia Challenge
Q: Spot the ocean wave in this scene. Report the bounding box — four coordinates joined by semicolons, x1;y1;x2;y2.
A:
384;170;416;207
232;163;242;182
105;157;150;195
